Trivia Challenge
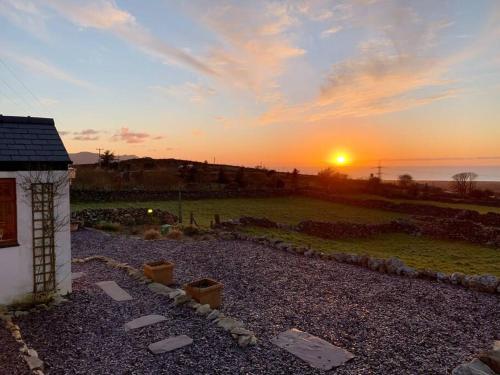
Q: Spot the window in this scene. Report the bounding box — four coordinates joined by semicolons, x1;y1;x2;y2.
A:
0;179;17;247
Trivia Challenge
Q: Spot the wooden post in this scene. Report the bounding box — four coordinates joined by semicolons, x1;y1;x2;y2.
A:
190;212;194;225
178;188;182;224
214;214;220;226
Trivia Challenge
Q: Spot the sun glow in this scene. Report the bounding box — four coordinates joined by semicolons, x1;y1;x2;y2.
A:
328;151;351;166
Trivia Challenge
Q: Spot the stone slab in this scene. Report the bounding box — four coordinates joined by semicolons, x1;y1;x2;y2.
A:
148;335;193;354
72;272;84;280
124;315;167;331
95;281;133;301
271;328;354;370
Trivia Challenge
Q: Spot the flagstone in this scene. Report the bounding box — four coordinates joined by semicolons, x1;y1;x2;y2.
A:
124;315;167;331
72;272;84;280
95;281;133;301
148;335;193;354
272;328;354;370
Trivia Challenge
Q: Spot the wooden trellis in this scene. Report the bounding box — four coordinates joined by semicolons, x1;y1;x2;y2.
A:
31;183;56;302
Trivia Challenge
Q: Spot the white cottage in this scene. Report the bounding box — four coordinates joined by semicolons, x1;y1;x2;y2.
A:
0;115;72;305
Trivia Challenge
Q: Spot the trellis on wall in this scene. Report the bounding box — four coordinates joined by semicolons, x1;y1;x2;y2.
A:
31;183;56;302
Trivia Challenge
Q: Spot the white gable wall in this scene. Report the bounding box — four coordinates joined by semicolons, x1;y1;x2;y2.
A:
0;170;71;305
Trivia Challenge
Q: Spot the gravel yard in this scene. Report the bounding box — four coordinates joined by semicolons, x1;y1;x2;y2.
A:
15;229;500;374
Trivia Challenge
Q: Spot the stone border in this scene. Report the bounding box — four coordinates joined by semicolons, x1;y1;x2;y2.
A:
0;306;47;374
72;256;258;348
215;231;500;295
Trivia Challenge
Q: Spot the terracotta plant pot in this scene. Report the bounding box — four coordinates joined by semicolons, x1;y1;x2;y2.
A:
143;260;174;285
184;278;223;309
70;221;80;232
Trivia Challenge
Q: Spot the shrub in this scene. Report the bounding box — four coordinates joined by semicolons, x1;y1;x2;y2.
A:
166;228;183;240
182;225;200;236
95;221;121;232
144;229;161;240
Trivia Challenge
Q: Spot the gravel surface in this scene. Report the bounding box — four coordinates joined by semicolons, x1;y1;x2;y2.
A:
16;229;500;374
0;325;29;375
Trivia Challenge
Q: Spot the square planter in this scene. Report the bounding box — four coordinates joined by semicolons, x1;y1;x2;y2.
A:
184;278;223;309
144;260;174;285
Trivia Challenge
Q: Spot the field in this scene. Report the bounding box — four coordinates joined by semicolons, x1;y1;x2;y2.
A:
72;196;408;226
72;196;500;276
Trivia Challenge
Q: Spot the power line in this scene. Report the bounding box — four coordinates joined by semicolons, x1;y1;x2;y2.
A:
0;58;44;109
0;75;33;112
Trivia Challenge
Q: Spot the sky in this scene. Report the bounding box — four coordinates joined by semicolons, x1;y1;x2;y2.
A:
1;0;500;177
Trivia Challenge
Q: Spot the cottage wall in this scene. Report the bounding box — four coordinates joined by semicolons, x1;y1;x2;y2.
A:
0;170;71;305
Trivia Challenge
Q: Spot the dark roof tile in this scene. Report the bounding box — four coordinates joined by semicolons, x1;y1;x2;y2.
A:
0;116;71;165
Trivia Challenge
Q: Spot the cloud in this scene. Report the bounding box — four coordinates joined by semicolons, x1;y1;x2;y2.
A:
0;0;49;39
150;82;216;103
1;51;94;89
321;26;342;38
260;1;463;125
193;1;305;101
112;127;151;144
72;129;101;141
44;0;216;76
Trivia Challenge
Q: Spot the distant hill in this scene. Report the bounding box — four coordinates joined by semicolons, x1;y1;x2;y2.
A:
70;152;138;165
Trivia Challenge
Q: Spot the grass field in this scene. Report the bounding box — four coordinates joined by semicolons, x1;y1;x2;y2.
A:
72;196;408;226
240;226;500;276
351;194;500;214
72;196;499;276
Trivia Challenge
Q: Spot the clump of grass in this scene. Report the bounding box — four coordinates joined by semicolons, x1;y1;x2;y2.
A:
166;228;183;240
144;229;161;240
95;221;121;232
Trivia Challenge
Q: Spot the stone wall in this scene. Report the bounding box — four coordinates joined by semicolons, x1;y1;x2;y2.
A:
71;208;177;227
71;189;293;202
296;220;416;239
301;190;500;227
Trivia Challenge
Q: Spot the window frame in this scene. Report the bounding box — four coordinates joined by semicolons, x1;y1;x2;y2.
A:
0;178;18;248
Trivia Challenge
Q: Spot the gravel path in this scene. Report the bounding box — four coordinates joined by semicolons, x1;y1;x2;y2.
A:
16;229;500;374
0;325;29;375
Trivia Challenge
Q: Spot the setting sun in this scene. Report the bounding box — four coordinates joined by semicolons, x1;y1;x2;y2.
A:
329;152;351;166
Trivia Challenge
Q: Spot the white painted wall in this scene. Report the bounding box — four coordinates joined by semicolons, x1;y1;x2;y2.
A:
0;170;71;305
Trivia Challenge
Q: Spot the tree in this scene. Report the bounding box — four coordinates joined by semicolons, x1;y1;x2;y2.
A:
291;168;299;189
317;167;346;190
451;172;478;196
100;150;115;168
234;167;247;188
398;174;414;188
216;167;229;185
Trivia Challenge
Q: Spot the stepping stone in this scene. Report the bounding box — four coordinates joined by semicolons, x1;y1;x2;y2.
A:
124;315;167;331
148;335;193;354
72;272;84;280
271;328;354;370
95;281;133;301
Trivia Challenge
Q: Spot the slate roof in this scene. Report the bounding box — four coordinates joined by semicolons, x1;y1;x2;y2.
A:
0;115;71;167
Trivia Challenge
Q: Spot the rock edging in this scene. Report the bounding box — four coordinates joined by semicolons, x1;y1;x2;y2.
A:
0;306;45;374
72;256;258;348
215;231;500;295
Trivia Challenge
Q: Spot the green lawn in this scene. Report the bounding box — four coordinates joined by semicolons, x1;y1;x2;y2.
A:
240;227;500;276
350;193;500;214
72;196;408;227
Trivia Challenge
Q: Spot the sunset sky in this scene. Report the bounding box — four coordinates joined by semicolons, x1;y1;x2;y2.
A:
1;0;500;175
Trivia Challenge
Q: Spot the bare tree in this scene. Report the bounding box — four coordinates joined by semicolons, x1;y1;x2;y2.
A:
451;172;477;196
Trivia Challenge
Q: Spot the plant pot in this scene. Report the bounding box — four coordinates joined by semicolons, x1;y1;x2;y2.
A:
70;221;80;232
184;278;223;308
144;260;174;285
